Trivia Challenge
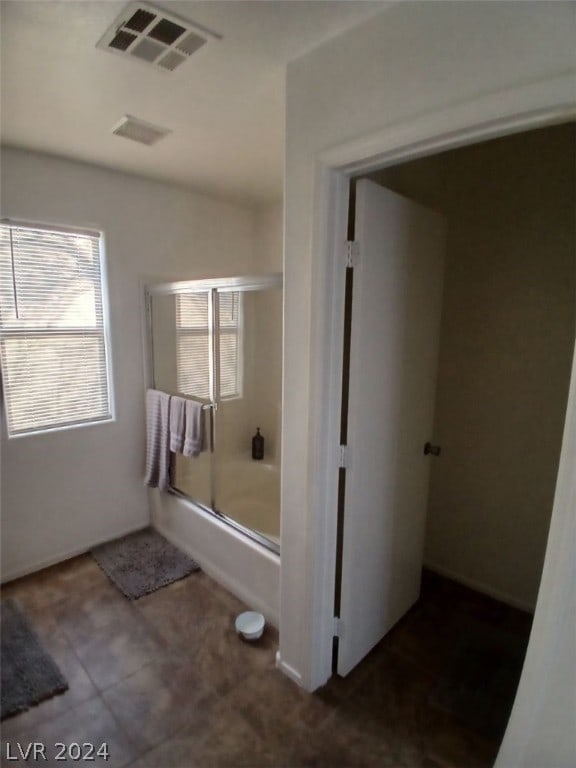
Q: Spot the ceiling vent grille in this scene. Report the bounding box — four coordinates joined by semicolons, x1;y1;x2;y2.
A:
111;115;171;146
97;2;221;73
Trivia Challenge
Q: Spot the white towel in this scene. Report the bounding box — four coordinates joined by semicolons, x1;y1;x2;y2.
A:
183;399;206;458
144;389;172;490
169;396;187;454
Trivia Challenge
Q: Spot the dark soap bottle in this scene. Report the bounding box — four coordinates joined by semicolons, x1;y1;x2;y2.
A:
252;428;264;460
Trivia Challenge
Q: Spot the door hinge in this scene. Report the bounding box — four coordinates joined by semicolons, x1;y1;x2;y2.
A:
339;444;348;469
333;616;342;638
346;240;359;268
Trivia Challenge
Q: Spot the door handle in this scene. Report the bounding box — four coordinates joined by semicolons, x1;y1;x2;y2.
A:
424;442;441;457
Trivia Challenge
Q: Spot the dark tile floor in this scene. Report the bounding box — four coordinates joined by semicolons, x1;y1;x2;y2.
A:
1;556;532;767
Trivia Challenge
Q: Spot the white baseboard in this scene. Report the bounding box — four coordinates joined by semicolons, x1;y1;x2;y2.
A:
275;651;304;688
1;523;148;584
424;560;535;613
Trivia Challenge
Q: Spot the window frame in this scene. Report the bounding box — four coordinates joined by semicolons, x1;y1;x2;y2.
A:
0;219;115;439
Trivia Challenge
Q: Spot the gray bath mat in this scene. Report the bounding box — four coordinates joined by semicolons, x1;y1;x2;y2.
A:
91;528;200;600
1;598;68;720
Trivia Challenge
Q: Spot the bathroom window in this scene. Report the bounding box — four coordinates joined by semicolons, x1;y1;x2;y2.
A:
176;291;242;400
0;221;113;437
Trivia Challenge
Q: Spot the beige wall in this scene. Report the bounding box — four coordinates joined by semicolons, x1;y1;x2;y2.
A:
250;203;283;465
254;202;283;273
0;147;256;581
370;123;575;610
241;288;283;466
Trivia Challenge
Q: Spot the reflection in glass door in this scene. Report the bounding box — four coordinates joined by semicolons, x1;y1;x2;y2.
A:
173;290;213;509
148;275;282;552
150;289;214;510
213;287;282;546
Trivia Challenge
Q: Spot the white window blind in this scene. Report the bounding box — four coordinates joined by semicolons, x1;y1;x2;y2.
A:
0;222;112;436
218;292;242;398
176;291;241;400
176;292;211;400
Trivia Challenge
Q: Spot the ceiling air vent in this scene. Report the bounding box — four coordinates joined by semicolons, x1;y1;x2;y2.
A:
97;2;221;73
111;115;171;146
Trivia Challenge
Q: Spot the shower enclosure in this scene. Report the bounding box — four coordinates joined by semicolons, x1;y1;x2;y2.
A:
146;274;282;554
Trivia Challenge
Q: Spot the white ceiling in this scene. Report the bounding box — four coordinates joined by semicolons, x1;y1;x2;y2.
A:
0;0;391;206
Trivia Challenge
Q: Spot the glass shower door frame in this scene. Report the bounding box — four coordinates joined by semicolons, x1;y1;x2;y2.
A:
145;273;282;554
205;286;217;511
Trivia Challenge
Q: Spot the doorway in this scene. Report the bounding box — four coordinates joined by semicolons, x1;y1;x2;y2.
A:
332;122;575;741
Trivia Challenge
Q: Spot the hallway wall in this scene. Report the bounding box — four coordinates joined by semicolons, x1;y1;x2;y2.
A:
370;123;576;610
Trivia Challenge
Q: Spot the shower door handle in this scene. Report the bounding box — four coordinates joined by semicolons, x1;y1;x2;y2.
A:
203;402;217;454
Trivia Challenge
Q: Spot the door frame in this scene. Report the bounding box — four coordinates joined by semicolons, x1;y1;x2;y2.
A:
301;74;576;691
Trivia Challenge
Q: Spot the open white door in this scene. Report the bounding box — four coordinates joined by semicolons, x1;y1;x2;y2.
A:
337;179;446;677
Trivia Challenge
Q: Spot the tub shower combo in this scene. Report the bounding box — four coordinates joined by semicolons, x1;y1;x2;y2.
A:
146;274;282;566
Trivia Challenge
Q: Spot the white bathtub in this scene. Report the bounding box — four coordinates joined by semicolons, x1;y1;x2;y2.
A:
178;457;280;547
217;459;280;544
149;457;281;627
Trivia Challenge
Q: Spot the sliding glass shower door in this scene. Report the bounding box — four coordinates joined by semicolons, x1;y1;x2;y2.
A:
149;289;213;509
147;275;282;552
212;286;282;546
173;289;214;509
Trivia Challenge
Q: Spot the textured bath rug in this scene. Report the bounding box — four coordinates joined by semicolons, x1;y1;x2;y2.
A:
91;527;200;600
429;619;529;740
1;598;68;720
